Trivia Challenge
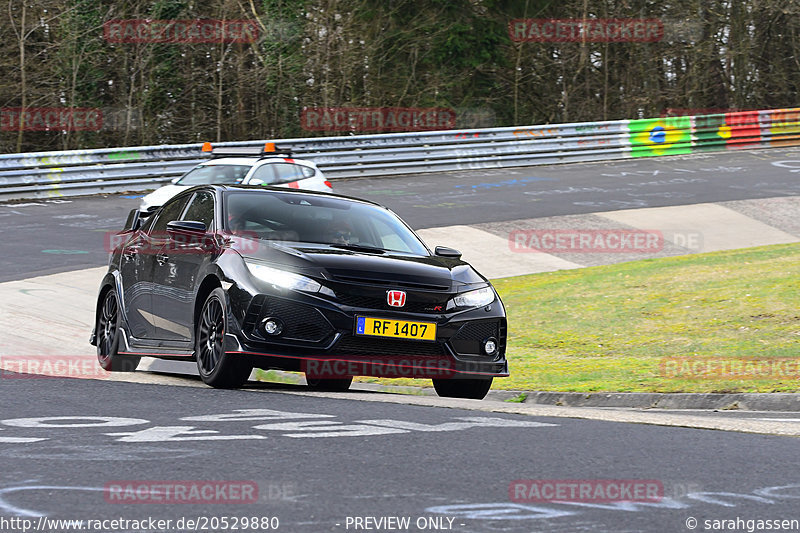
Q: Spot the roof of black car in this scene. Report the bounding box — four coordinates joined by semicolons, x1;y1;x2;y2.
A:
212;184;383;207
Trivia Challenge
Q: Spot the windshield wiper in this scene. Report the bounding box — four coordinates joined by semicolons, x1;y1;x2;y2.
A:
329;243;388;254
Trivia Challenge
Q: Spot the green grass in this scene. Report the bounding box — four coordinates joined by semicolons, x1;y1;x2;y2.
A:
254;369;302;385
358;243;800;393
504;392;528;403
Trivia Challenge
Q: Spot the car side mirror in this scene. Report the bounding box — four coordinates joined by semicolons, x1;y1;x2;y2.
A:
166;220;207;237
434;246;462;259
123;209;141;231
170;177;180;184
166;220;216;247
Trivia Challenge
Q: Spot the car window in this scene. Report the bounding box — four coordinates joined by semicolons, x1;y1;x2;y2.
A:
150;195;190;235
182;191;215;230
225;191;428;254
249;163;314;186
139;211;158;234
177;164;250;185
274;163;314;182
248;164;277;185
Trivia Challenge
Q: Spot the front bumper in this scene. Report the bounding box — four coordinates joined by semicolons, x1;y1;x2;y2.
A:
224;290;509;380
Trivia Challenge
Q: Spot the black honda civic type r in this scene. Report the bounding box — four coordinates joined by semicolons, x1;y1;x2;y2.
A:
91;185;508;399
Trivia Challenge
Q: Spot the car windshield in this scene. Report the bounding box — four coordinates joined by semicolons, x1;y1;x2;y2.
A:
177;164;251;186
225;191;429;255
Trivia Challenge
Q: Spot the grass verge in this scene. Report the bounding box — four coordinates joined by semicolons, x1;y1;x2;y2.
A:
358;243;800;393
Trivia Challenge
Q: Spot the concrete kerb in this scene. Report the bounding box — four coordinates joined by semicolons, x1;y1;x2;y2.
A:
500;391;800;411
347;382;800;411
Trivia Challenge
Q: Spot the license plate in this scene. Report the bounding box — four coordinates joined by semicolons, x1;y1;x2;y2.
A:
355;317;436;341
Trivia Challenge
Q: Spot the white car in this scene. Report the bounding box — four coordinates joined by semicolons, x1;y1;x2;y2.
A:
140;145;332;211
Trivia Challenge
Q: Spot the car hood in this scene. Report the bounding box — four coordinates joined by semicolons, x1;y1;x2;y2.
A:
140;184;189;210
237;240;486;288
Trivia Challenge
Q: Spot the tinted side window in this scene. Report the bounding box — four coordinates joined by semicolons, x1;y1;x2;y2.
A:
249;164;277;185
139;211;157;234
274;163;313;183
182;191;215;229
150;196;189;234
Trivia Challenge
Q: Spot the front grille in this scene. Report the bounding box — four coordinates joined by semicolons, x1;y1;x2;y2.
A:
328;271;450;292
246;295;334;343
335;293;447;313
334;335;447;358
450;321;500;356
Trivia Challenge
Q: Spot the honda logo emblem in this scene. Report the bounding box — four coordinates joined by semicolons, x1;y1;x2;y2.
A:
387;290;406;307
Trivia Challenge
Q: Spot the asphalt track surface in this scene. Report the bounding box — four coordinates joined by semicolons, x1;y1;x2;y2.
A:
2;374;800;533
2;147;800;532
2;146;800;281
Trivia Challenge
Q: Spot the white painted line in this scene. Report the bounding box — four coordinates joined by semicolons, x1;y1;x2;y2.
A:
0;486;105;518
0;428;47;443
271;389;800;437
598;203;799;253
1;416;147;428
252;421;408;438
107;426;268;442
181;409;334;422
358;416;557;431
417;225;582;279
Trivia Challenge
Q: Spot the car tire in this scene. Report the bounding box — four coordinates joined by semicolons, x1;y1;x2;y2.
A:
195;287;252;389
432;377;493;400
96;290;140;372
305;376;353;392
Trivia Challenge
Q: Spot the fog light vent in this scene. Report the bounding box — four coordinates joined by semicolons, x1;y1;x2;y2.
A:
483;337;498;356
261;317;284;336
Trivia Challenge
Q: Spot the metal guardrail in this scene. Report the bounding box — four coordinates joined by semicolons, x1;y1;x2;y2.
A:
1;107;798;200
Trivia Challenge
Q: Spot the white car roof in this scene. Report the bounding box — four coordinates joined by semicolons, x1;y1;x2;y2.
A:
199;157;260;166
199;157;319;168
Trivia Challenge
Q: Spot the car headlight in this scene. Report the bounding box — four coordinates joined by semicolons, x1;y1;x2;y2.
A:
449;286;495;309
245;262;321;293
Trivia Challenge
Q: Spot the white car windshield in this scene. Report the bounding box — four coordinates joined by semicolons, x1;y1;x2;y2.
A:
177;164;251;185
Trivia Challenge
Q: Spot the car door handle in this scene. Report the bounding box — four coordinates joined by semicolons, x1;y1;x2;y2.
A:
156;252;169;265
